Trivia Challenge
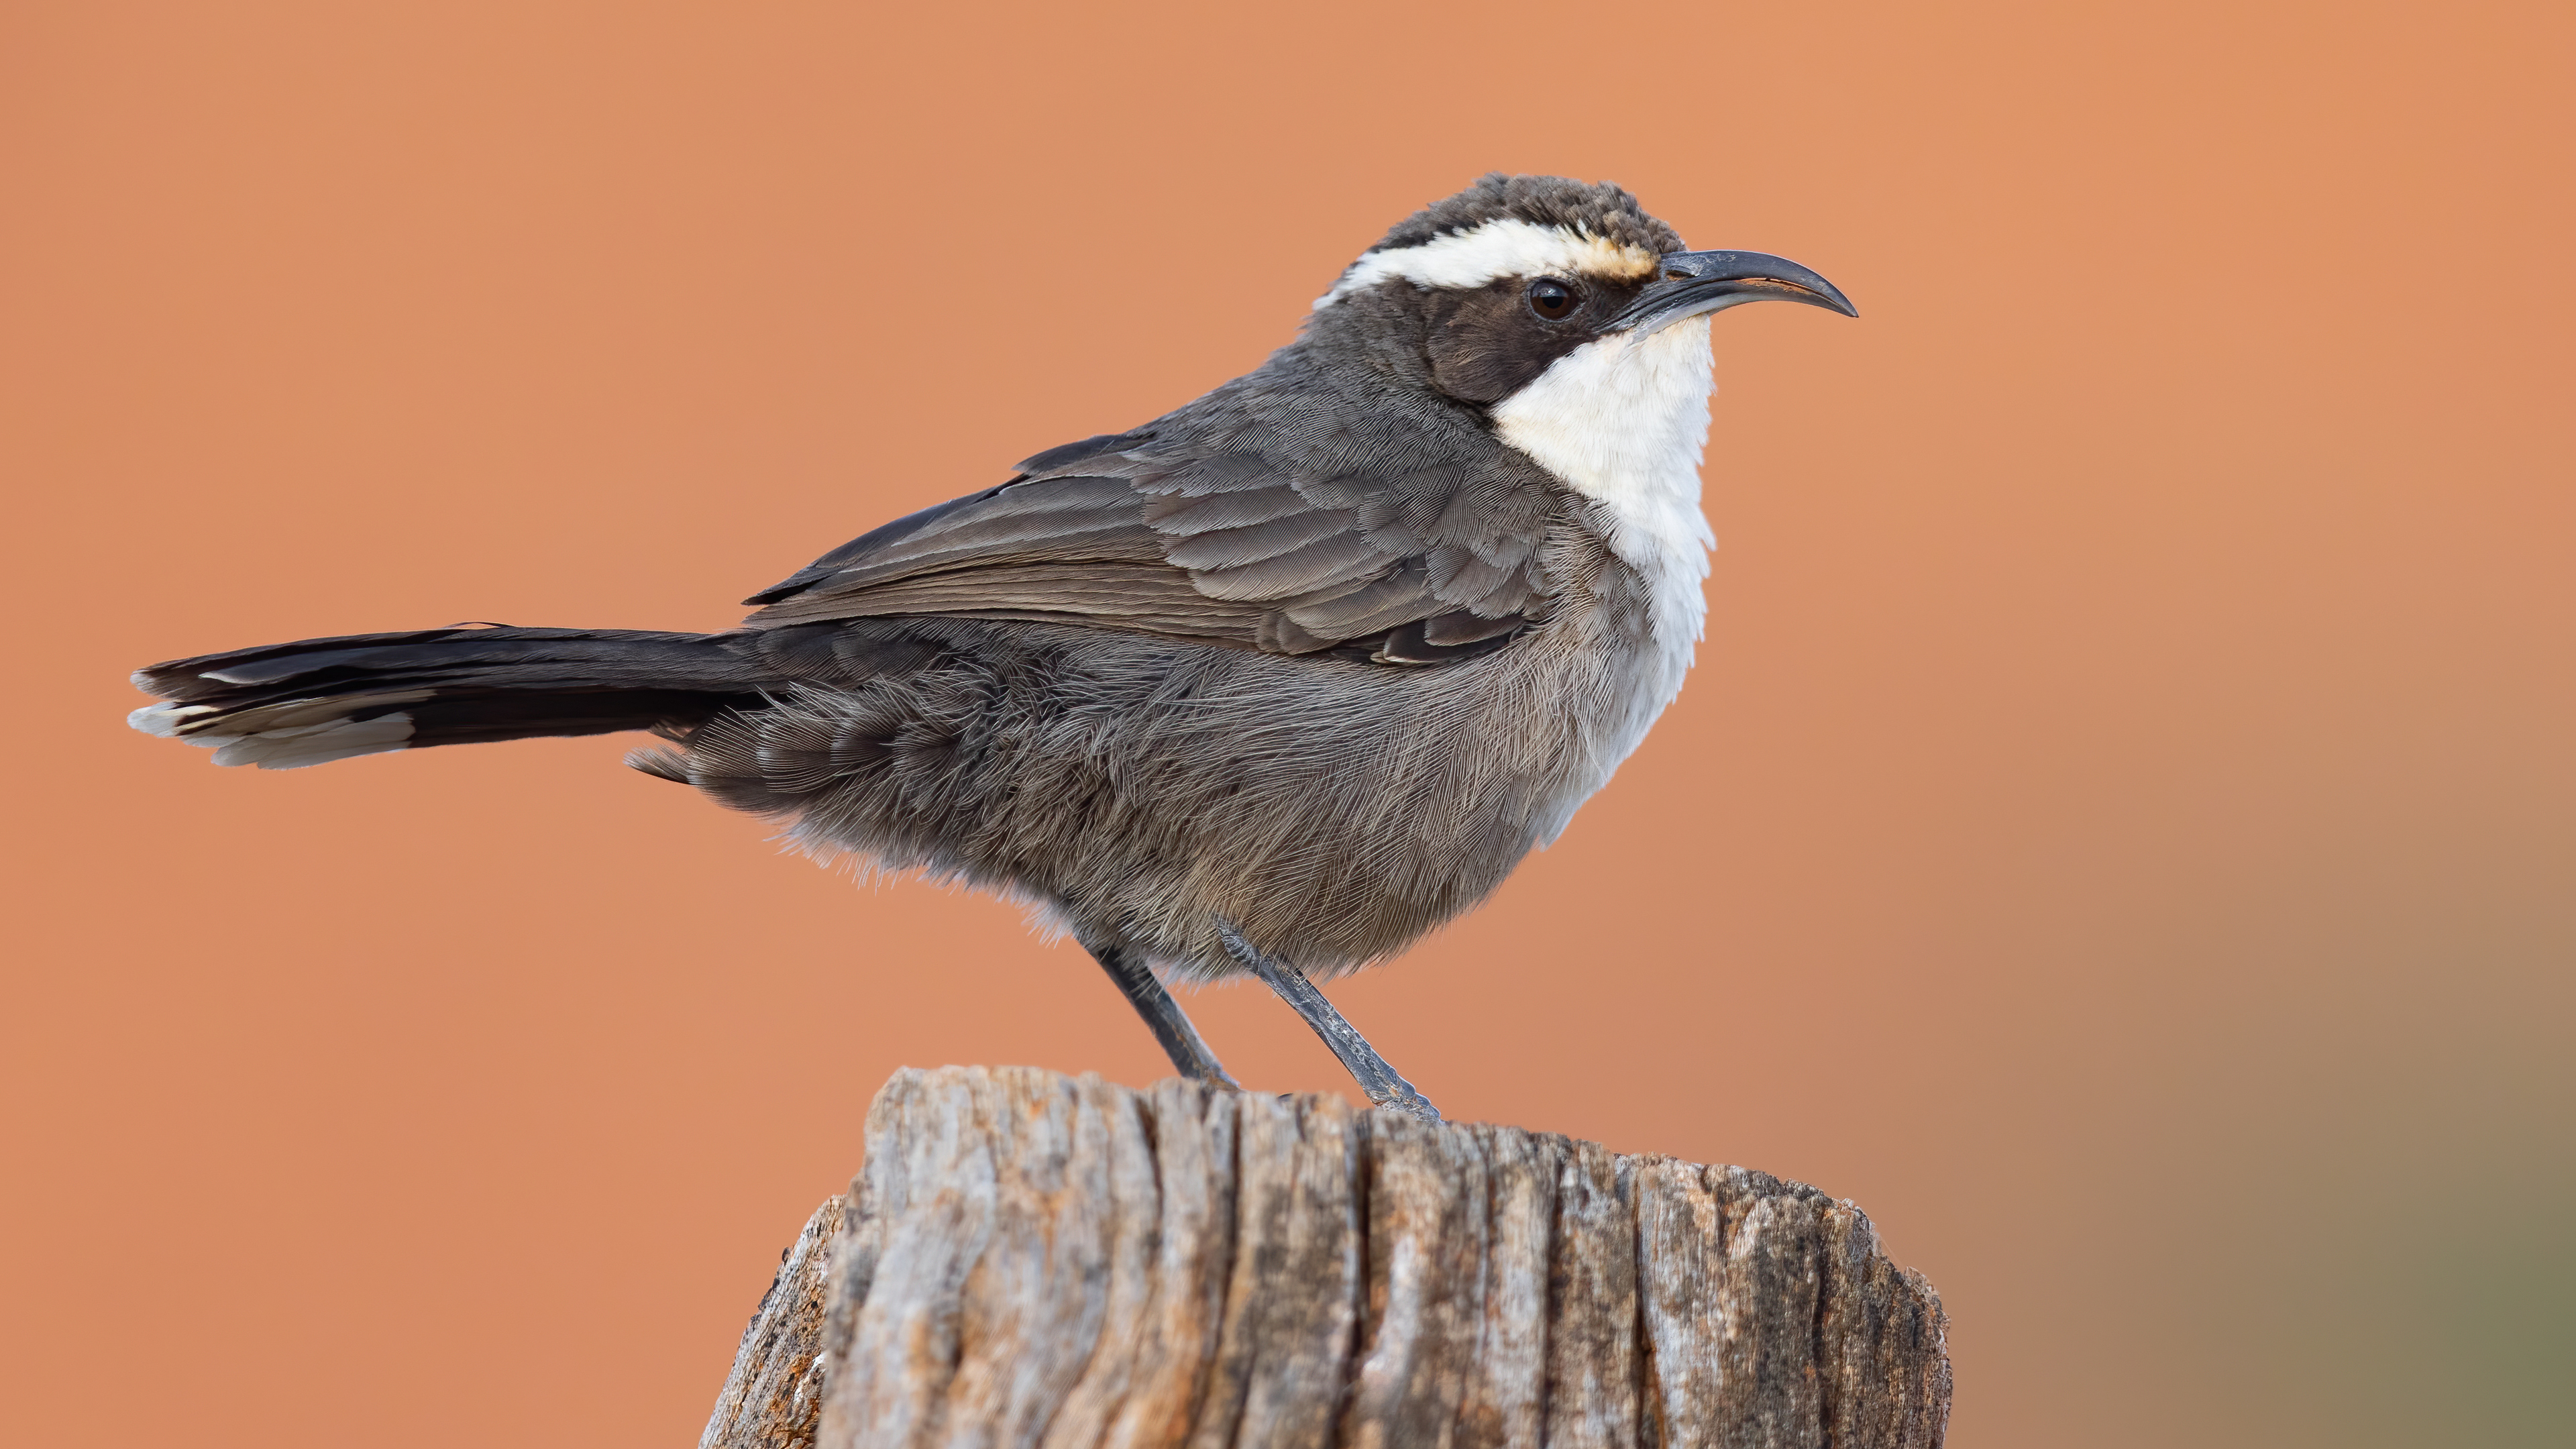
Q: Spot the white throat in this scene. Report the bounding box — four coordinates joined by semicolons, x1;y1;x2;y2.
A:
1490;315;1717;659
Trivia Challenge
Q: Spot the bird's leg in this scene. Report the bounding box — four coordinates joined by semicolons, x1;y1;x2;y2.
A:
1214;921;1442;1122
1083;940;1242;1089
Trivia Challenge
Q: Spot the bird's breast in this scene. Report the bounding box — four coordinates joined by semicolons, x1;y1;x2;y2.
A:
1489;315;1717;669
1490;315;1717;797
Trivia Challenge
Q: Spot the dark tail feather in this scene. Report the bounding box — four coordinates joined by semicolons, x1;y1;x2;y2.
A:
129;625;777;769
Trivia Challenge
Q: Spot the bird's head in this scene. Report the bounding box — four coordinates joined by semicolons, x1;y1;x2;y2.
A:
1302;174;1853;542
1307;173;1853;408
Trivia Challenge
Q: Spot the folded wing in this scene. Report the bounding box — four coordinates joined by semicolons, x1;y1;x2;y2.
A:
742;431;1561;664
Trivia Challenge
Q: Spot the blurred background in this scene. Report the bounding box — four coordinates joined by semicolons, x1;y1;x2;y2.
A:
3;3;2568;1444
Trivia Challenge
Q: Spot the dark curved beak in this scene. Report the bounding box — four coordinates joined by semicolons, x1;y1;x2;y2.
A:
1615;249;1858;335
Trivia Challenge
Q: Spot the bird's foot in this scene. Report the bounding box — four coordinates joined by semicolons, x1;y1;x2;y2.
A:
1366;1077;1443;1123
1214;919;1442;1124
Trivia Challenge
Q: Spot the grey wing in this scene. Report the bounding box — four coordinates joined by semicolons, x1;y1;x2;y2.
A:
740;433;1561;663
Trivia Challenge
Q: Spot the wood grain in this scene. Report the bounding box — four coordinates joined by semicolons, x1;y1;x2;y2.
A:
703;1067;1948;1449
703;1193;845;1449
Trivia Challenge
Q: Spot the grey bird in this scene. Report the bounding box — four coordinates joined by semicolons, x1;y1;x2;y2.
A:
127;174;1853;1120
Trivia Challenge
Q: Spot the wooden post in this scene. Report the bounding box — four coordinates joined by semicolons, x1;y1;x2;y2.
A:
702;1067;1950;1449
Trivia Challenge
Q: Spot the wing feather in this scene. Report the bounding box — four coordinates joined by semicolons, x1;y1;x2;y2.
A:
739;424;1566;661
1183;529;1393;601
1141;484;1315;535
1162;510;1362;570
1283;565;1440;637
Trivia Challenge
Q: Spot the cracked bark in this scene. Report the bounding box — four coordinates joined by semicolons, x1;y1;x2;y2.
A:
701;1067;1949;1449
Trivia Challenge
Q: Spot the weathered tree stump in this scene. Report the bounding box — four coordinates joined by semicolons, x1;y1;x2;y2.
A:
703;1067;1949;1449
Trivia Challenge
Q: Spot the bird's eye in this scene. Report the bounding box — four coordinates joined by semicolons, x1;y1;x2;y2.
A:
1526;278;1579;321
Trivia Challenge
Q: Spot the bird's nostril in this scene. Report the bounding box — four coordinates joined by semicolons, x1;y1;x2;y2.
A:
1664;270;1690;281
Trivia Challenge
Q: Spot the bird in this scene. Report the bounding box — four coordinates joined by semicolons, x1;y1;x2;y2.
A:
127;174;1853;1121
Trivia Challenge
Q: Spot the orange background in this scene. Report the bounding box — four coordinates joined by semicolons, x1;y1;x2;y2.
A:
4;3;2569;1445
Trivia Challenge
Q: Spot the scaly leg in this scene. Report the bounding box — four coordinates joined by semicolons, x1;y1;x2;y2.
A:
1215;920;1441;1122
1084;939;1240;1089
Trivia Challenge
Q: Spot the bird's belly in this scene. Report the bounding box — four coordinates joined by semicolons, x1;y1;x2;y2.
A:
1142;621;1678;976
727;613;1674;978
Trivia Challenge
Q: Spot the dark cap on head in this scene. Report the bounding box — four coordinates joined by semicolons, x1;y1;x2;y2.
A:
1368;174;1686;258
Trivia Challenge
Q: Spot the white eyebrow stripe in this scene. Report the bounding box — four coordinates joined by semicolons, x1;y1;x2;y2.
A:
1314;217;1660;310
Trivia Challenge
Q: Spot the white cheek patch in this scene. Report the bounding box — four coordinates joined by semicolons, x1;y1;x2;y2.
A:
1316;218;1659;309
1491;315;1719;657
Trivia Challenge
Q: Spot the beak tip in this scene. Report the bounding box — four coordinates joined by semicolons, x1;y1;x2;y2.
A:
1638;248;1858;328
1782;283;1859;319
1803;280;1860;319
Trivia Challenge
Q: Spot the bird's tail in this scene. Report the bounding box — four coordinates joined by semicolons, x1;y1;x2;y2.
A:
129;625;777;769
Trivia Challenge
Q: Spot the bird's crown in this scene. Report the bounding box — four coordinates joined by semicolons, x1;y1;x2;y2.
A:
1318;174;1684;310
1371;174;1682;258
